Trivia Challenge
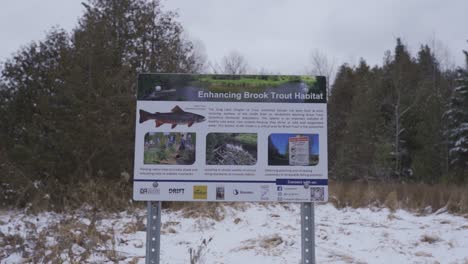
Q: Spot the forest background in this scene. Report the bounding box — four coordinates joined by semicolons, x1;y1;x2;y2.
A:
0;0;466;213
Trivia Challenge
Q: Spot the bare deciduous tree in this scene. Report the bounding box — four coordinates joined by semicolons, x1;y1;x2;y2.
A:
188;38;208;73
214;51;249;75
428;35;456;72
307;49;336;98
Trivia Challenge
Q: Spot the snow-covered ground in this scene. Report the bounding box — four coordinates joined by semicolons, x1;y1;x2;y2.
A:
1;203;467;263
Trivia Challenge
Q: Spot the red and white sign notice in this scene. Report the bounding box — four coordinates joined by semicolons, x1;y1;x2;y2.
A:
289;136;310;166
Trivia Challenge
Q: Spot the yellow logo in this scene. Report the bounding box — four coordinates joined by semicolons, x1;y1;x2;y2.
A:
193;185;208;200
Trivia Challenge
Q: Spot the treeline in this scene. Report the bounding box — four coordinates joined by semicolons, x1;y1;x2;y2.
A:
0;0;466;211
328;39;467;184
0;0;202;210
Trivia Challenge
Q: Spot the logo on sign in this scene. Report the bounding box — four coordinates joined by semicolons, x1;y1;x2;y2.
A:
193;186;208;200
216;186;225;200
168;188;185;194
260;185;270;201
233;189;253;195
140;187;160;195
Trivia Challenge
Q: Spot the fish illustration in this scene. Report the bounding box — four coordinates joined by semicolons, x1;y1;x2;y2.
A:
139;106;205;129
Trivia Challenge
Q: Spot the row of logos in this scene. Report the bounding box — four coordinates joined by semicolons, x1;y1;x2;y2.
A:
138;184;326;202
139;185;264;200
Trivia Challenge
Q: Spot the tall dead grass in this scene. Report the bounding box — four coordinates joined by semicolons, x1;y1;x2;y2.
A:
161;182;468;216
163;182;467;216
329;181;468;214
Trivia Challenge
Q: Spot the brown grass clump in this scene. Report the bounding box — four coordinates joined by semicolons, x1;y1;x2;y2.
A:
259;234;283;249
122;214;146;234
420;234;441;244
0;233;25;258
232;234;283;253
163;202;240;222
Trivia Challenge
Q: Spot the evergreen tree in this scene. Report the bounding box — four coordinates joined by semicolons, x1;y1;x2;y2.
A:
446;49;468;182
380;39;419;179
411;45;450;182
334;60;391;180
0;0;202;210
328;64;357;178
328;39;455;183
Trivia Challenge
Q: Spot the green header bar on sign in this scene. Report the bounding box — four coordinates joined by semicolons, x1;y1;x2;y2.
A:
138;74;327;103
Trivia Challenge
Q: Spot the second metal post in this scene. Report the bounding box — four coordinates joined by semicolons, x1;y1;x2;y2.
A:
301;202;315;264
146;201;162;264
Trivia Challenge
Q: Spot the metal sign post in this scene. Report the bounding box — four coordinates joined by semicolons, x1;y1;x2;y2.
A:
146;201;161;264
301;202;316;264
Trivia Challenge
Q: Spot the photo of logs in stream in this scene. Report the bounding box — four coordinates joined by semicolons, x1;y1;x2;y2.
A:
206;133;257;165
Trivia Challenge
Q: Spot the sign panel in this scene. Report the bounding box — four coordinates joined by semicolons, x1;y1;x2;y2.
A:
133;74;328;202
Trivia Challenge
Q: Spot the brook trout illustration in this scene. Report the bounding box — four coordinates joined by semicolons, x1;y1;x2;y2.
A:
139;106;205;129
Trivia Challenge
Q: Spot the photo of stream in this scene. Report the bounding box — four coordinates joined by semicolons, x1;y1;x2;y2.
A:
206;133;257;165
144;132;196;165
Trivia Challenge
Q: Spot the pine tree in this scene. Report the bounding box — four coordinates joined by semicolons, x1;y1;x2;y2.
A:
380;39;419;179
446;49;468;182
0;0;203;209
327;64;357;178
335;60;391;180
410;45;451;182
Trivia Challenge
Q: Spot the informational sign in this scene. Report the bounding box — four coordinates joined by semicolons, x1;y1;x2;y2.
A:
133;74;328;202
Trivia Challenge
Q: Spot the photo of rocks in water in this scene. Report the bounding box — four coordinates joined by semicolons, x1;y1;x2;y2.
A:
206;133;257;165
268;134;319;166
144;132;195;165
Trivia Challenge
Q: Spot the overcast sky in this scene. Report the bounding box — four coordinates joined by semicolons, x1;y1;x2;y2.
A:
1;0;467;74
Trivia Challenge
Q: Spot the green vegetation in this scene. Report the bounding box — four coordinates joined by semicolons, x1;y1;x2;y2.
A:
0;0;466;212
144;133;195;165
310;155;319;166
0;0;200;211
144;148;168;164
194;75;316;91
233;133;257;147
329;39;467;184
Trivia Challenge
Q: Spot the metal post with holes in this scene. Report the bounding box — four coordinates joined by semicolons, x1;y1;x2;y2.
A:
146;201;161;264
301;202;316;264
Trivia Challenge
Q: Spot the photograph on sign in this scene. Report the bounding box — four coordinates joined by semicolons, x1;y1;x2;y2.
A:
143;132;196;165
206;133;257;165
268;134;319;166
133;74;328;202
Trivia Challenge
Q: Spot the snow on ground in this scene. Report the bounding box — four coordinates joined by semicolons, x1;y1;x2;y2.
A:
1;203;467;263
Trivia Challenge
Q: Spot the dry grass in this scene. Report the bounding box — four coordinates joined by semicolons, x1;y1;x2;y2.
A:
329;181;468;214
163;202;249;221
232;234;283;253
0;233;25;259
0;211;124;263
189;237;213;264
0;150;134;213
122;213;146;234
161;182;467;216
420;234;441;244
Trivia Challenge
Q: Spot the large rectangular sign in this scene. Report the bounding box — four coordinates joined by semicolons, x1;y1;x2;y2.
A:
133;74;328;202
